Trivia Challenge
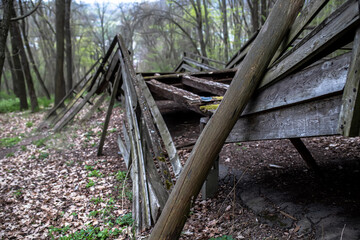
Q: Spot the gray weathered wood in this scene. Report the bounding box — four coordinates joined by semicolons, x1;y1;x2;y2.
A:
182;75;229;96
97;62;122;156
338;26;360;136
226;96;341;142
260;0;359;89
81;93;108;122
137;75;182;177
149;1;304;239
183;57;218;71
117;134;130;167
147;79;202;106
177;63;199;72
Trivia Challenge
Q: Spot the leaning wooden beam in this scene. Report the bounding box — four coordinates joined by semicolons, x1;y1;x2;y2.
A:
182;75;229;96
260;0;359;88
338;26;360;136
147;79;202;106
178;63;199;72
226;0;330;69
182;57;218;71
97;63;122;156
81;93;108;122
137;75;182;177
149;1;304;239
289;138;321;173
184;52;226;66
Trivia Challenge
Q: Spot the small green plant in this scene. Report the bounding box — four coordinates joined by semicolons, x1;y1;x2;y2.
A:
0;136;21;148
71;212;77;217
26;121;33;128
39;152;49;159
86;179;95;188
88;169;102;178
6;152;14;157
116;213;134;226
85;165;94;171
116;171;127;182
126;191;133;202
32;138;47;148
89;210;100;217
13;189;23;198
21;145;27;151
57;225;122;239
209;236;235;240
66;160;74;166
48;225;71;239
109;128;117;133
90;197;104;204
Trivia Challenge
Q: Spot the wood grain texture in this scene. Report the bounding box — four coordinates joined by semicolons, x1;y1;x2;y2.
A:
182;75;229;96
338;26;360;136
149;1;304;239
226;95;341;142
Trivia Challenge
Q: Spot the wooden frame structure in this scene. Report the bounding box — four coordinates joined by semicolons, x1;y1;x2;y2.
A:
39;0;360;235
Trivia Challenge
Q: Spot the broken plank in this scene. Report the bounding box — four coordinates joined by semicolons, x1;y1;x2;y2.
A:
137;75;182;177
178;63;199;73
226;95;342;143
182;75;229;96
147;79;202;106
338;26;360;136
260;0;359;88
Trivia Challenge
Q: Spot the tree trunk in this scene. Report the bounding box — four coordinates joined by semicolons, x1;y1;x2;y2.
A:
220;0;229;60
65;0;73;93
5;46;17;95
54;0;66;105
148;1;304;239
2;70;10;94
10;4;39;112
19;1;51;99
9;27;28;110
0;0;12;80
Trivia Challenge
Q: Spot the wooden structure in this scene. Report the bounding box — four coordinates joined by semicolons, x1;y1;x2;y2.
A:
39;0;360;236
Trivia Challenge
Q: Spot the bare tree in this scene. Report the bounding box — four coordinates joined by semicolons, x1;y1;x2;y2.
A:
54;0;66;105
65;0;73;93
0;0;13;80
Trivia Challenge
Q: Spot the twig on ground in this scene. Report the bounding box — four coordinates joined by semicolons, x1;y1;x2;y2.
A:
340;224;346;240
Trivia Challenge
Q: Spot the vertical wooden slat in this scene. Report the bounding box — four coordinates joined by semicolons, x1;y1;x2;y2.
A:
338;26;360;136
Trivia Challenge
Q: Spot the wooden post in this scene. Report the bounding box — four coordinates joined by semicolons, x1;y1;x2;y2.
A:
149;1;304;239
289;138;321;174
338;26;360;136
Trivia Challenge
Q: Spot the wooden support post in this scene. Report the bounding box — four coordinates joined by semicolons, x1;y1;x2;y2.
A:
289;138;321;173
97;65;122;156
149;1;304;239
199;117;219;200
338;26;360;136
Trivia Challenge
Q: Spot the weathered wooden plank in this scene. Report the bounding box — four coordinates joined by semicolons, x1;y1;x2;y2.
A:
184;52;226;66
260;0;359;88
137;75;183;177
182;75;229;96
117;134;130;168
81;93;108;122
338;27;360;137
147;79;202;106
122;121;131;167
97;66;122;156
243;53;350;116
226;96;341;142
95;50;120;94
178;63;199;73
183;57;218;71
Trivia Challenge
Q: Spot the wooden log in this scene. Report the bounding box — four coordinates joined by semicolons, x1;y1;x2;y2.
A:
226;96;341;142
260;0;359;89
137;75;182;177
289;138;321;173
182;75;229;96
147;79;202;106
97;64;122;156
148;1;304;239
338;26;360;137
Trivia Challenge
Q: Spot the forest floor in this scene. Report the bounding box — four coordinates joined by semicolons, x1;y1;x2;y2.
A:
1;100;360;239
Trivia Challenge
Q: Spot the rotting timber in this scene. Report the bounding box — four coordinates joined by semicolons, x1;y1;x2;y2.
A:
38;0;360;237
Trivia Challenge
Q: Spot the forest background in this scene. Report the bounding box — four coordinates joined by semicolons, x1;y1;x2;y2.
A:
0;0;344;112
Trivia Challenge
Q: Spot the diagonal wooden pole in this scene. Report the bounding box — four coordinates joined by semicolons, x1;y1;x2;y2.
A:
149;0;304;239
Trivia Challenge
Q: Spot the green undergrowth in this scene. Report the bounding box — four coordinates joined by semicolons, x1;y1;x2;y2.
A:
0;91;53;113
0;136;21;148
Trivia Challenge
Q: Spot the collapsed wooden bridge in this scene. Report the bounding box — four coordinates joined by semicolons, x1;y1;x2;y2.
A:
39;0;360;237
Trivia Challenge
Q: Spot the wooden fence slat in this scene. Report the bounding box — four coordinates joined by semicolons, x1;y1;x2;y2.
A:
338;26;360;136
137;75;183;177
260;0;359;88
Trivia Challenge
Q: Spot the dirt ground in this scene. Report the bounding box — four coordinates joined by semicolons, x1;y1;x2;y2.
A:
1;103;360;239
